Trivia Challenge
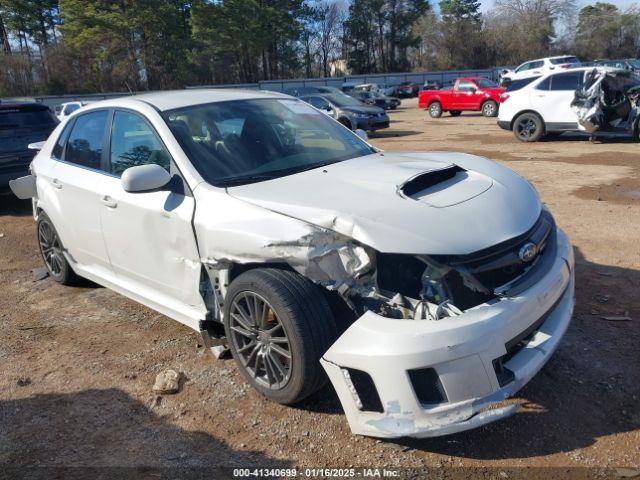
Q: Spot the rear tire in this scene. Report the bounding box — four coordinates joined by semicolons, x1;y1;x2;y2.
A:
513;112;544;142
428;101;443;118
223;269;338;405
36;212;80;285
482;100;498;118
449;110;462;117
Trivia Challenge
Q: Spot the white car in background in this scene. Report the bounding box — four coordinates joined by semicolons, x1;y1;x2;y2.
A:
498;66;639;142
55;101;92;121
9;89;574;439
501;56;581;84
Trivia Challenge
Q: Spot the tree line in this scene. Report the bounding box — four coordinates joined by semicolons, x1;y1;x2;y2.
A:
1;0;639;97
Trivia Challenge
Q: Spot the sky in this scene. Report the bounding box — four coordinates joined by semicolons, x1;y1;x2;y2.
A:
478;0;639;13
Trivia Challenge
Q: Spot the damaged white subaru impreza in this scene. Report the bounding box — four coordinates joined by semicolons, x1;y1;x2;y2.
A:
10;90;574;439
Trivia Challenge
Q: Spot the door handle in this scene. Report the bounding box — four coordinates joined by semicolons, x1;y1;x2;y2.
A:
51;178;62;190
101;195;118;208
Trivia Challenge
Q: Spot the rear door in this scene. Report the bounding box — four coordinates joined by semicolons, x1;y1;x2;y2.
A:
48;110;114;276
98;109;202;309
531;71;583;126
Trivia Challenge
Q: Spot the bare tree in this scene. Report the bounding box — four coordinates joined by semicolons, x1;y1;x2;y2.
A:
316;1;344;77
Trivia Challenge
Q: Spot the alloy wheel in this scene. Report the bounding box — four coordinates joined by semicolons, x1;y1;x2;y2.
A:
516;117;537;140
38;220;64;277
483;102;496;117
228;291;292;390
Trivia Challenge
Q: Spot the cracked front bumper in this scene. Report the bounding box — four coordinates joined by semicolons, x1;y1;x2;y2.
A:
321;228;575;438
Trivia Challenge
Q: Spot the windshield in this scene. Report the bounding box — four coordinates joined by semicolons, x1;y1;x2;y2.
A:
323;94;363;107
163;98;375;187
475;78;498;88
550;56;580;65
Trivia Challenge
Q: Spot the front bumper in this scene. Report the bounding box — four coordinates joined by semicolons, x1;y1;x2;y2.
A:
497;120;510;131
321;228;575;438
354;114;390;131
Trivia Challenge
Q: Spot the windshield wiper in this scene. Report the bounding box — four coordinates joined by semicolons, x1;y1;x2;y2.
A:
220;160;347;188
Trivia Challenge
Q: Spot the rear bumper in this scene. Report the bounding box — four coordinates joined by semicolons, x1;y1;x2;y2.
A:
321;228;574;438
497;120;511;131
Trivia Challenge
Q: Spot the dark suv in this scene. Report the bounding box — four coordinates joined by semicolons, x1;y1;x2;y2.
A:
0;102;58;188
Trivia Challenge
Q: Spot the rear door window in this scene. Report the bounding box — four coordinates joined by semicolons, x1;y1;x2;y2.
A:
64;110;109;170
549;71;583;91
506;76;541;92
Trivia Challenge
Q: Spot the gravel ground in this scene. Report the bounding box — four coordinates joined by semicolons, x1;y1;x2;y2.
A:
1;98;638;479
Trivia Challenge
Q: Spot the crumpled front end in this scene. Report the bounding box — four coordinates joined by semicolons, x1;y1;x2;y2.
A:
571;68;640;133
321;228;574;438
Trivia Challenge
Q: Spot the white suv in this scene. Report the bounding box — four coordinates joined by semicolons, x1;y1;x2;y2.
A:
501;56;581;83
499;67;602;141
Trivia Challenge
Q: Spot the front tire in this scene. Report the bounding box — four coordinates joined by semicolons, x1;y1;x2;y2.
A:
428;101;443;118
36;212;80;285
513;112;544;142
223;269;338;405
482;100;498;117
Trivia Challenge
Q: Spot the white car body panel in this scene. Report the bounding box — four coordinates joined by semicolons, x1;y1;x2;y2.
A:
17;89;575;439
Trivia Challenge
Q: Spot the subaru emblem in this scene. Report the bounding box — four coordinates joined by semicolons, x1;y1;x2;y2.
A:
519;242;538;263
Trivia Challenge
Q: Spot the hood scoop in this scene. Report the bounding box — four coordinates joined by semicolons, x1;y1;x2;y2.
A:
398;165;493;208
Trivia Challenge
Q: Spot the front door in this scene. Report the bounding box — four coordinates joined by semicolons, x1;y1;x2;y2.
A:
98;110;202;311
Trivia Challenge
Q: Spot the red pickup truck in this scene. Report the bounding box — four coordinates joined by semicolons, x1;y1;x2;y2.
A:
418;77;505;118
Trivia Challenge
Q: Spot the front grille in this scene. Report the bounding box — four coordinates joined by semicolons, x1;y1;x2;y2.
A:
434;210;556;308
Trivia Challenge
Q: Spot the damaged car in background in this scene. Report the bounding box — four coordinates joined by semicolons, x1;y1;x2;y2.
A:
499;66;640;142
9;90;575;439
571;68;640;136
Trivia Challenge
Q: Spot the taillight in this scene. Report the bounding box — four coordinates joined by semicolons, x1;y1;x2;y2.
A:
500;93;510;102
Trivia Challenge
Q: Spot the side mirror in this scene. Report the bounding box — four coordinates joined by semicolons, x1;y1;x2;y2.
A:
121;164;171;193
469;86;477;93
355;129;368;141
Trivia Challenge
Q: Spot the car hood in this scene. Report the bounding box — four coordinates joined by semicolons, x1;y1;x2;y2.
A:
226;152;541;255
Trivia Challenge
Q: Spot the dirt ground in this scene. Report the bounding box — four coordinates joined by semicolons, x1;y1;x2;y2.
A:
1;98;639;478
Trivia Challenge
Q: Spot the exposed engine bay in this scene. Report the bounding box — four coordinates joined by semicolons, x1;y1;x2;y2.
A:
572;68;640;134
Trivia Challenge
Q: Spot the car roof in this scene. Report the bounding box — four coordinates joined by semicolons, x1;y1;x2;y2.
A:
83;89;289;112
